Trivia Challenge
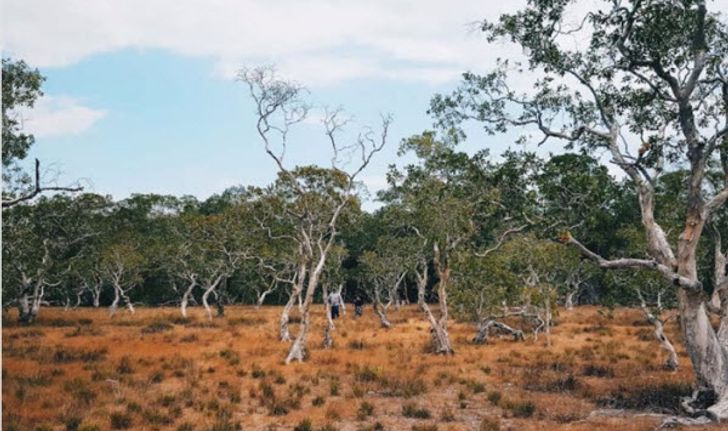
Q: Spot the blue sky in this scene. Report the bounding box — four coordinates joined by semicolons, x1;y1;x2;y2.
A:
1;0;600;209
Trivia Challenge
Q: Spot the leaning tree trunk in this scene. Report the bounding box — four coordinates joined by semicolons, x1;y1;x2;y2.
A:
108;283;122;317
123;291;135;314
374;287;391;328
280;263;306;342
638;294;679;371
180;279;197;318
201;275;224;322
280;290;298;342
473;318;525;344
286;266;322;364
415;263;453;355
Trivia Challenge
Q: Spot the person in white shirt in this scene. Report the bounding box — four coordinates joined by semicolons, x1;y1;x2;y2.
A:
328;291;342;319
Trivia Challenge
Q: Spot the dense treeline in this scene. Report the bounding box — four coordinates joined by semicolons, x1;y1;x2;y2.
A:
3;148;722;322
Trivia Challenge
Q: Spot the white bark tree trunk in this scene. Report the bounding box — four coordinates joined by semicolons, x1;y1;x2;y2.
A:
201;274;225;322
180;278;197;318
473;318;524;344
286;268;322;363
280;262;306;342
374;287;391;328
108;282;121;317
322;284;334;348
638;291;679;371
415;260;453;355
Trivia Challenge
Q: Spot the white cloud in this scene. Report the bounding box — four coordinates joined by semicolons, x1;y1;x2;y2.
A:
18;96;107;138
1;0;532;86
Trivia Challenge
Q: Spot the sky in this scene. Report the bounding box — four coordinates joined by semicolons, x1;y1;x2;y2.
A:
4;0;722;210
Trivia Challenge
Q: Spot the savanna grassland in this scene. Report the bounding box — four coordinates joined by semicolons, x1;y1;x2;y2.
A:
2;305;722;431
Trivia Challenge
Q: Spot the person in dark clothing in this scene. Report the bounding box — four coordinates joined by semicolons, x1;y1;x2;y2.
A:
353;295;364;317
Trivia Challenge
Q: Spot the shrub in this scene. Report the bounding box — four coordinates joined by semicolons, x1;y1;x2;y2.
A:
293;418;313;431
312;395;326;406
63;378;96;405
110;412;132;429
596;382;692;413
251;364;265;378
466;380;486;394
487;391;501;406
503;400;535;418
479;417;500;431
141;321;173;334
149;370;165;383
219;349;240;366
357;401;375;420
348;339;366;350
116;356;134;374
582;364;614;378
440;409;455;422
64;416;82;431
402;403;431;419
355;366;380;382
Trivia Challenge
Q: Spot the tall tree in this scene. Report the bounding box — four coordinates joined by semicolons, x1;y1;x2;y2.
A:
432;0;728;418
239;66;389;363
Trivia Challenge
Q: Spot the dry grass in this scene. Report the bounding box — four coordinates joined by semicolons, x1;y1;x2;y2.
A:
1;305;722;431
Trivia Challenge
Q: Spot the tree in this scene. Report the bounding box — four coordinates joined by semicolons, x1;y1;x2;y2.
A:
432;0;728;419
100;238;144;316
239;66;389;363
2;58;81;208
381;134;527;354
2;195;99;322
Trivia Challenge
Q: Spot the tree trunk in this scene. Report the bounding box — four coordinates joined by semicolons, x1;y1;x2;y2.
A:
286;255;326;364
678;289;728;419
374;288;391;328
17;276;37;324
473;319;524;344
280;263;306;342
322;284;334;349
124;293;135;314
565;287;578;310
415;262;453;355
286;272;320;363
201;275;224;322
180;279;197;318
638;294;679;371
109;283;121;317
92;282;101;308
280;291;297;342
675;212;728;420
336;283;346;316
74;289;83;309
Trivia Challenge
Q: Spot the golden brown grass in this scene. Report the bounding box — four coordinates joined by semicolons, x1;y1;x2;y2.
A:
2;305;722;431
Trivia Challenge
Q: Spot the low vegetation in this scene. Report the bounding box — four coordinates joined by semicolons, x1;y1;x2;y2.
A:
3;305;722;430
